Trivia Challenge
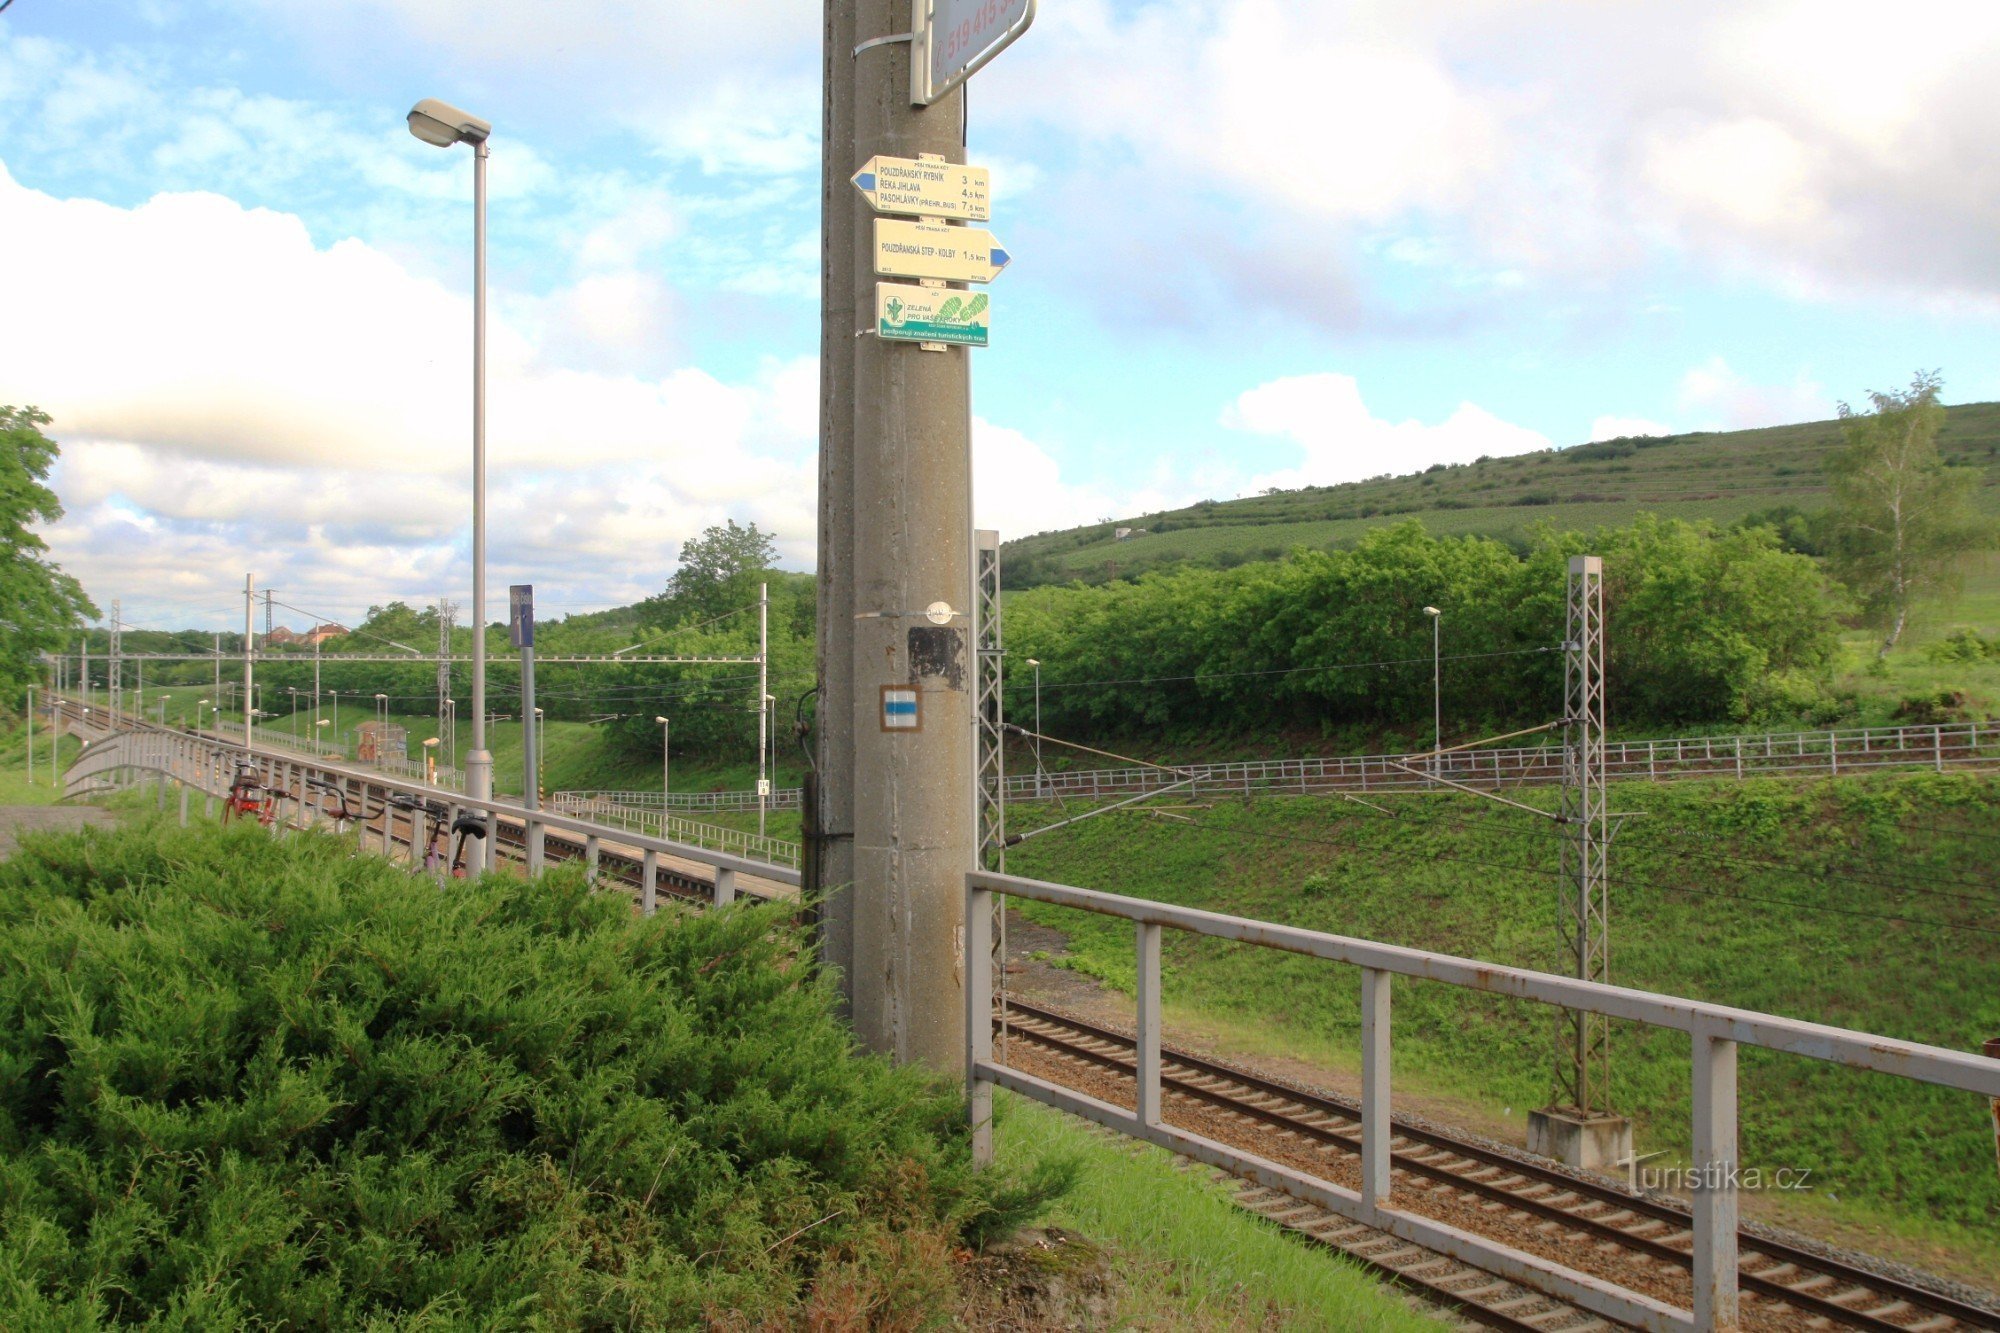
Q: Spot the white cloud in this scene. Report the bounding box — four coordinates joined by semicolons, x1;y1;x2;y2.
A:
1590;415;1673;442
0;164;822;626
973;420;1200;541
1222;373;1550;489
1677;357;1830;430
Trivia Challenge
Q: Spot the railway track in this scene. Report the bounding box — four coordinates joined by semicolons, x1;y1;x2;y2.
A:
997;998;2000;1333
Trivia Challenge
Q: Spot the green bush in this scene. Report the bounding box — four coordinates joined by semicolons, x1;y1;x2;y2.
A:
0;822;1063;1327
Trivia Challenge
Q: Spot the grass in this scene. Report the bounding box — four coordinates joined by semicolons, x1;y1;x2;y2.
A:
0;721;78;806
1005;400;2000;584
999;772;2000;1276
994;1094;1444;1330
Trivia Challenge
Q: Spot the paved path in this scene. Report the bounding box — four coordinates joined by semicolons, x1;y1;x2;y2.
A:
0;806;119;860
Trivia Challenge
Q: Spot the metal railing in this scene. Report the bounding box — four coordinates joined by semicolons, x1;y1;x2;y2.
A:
558;720;1995;816
49;697;797;912
965;868;2000;1332
378;755;465;791
547;793;801;869
557;786;805;813
1000;720;1995;803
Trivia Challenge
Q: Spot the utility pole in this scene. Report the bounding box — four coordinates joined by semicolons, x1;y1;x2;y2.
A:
264;589;273;646
109;599;122;718
817;0;976;1071
758;580;770;837
243;574;256;749
1529;554;1630;1169
212;634;222;719
812;0;862;1011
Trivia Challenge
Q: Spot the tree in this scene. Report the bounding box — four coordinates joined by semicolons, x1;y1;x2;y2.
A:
1824;372;1986;656
640;519;777;628
0;407;97;708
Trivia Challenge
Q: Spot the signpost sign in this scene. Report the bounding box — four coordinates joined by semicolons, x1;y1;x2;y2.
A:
911;0;1037;106
507;584;535;648
873;218;1010;283
510;584;540;818
851;155;990;220
877;282;990;347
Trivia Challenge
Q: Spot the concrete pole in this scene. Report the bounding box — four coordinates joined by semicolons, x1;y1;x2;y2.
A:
813;0;861;998
464;139;494;874
243;574;255;750
826;0;976;1072
758;580;769;837
213;633;221;715
25;685;32;787
521;646;538;811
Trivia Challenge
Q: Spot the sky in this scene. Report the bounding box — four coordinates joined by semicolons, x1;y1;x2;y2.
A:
4;0;1999;633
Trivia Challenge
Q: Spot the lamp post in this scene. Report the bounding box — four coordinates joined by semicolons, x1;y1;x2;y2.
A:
533;707;544;800
1423;606;1442;775
315;718;330;755
196;698;211;732
374;693;388;762
407;95;493;869
287;686;302;738
422;735;441;786
157;694;171;727
1025;658;1043;796
654;715;671;832
330;690;341;745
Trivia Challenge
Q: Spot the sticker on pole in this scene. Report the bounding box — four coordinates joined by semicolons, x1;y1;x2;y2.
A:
912;0;1037;106
881;685;922;732
877;281;989;347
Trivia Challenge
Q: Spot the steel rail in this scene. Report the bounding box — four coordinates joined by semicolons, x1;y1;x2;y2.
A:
1002;998;2000;1332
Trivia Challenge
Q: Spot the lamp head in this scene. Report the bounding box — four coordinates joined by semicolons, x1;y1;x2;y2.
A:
654;715;668;725
1026;658;1040;667
407;98;490;147
1423;606;1441;617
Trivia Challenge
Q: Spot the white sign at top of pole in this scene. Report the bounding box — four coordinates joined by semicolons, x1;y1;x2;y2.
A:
910;0;1037;106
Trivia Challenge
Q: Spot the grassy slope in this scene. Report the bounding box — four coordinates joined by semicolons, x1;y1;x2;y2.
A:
1005;400;2000;582
1000;772;2000;1266
997;1095;1443;1329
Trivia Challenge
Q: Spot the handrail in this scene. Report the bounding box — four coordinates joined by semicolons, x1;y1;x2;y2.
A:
966;867;2000;1331
49;698;799;900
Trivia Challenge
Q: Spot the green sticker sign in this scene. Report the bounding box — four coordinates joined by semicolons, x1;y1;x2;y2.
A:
877;281;990;347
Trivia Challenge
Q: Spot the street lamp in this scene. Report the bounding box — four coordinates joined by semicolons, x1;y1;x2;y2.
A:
760;692;776;837
196;698;211;731
1423;607;1442;774
315;718;330;754
654;715;671;831
157;694;171;727
1025;658;1043;796
422;735;441;786
408;94;493;869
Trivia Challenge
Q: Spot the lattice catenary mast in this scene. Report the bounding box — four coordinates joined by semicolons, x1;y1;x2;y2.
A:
1554;554;1608;1114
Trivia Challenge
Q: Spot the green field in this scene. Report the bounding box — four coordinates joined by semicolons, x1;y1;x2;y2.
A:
1000;772;2000;1281
1006;400;2000;584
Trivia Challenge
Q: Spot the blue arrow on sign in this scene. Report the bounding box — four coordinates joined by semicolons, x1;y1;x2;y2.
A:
855;171;877;194
990;246;1010;273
